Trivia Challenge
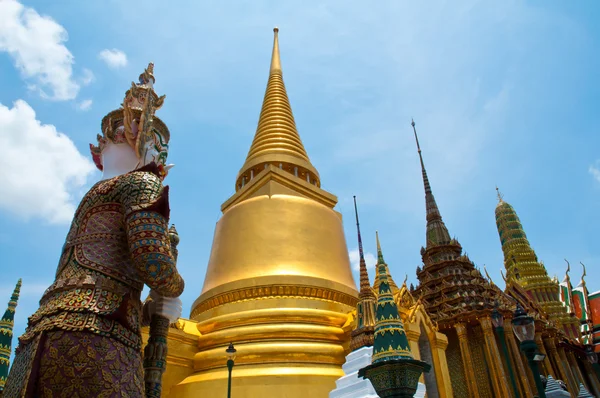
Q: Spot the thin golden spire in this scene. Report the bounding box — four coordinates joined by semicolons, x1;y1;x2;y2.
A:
353;196;373;295
372;230;399;292
236;27;319;190
496;186;504;203
270;27;282;73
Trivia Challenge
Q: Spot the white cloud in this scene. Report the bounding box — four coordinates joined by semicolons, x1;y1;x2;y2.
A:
0;0;81;100
80;68;95;86
77;99;92;111
0;100;96;224
349;248;377;272
590;162;600;183
98;48;128;69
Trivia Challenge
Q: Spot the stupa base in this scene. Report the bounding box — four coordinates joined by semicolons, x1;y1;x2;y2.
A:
169;363;343;397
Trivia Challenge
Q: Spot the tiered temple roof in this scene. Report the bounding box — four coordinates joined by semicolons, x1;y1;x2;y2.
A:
411;121;512;327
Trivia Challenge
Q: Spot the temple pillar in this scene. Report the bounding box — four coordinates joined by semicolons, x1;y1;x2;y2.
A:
546;338;570;389
455;322;479;397
431;331;453;398
535;333;555;379
582;361;600;397
406;322;426;386
557;345;578;396
480;317;512;398
506;329;534;398
566;352;585;390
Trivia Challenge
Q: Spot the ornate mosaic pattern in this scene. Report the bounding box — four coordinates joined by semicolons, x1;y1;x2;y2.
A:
0;279;21;392
39;331;142;398
468;325;493;398
445;330;469;397
372;232;413;363
4;165;183;395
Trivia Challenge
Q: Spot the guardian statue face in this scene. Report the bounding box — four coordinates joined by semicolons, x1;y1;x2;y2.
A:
90;62;171;179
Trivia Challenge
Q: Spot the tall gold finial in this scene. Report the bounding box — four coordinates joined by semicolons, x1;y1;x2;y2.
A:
580;262;587;281
270;27;282;74
236;27;320;190
496;186;504;203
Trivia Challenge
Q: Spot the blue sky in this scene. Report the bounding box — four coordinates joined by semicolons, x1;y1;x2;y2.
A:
1;0;599;350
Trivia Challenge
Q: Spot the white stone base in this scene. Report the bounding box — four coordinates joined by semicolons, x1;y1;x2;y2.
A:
329;346;427;398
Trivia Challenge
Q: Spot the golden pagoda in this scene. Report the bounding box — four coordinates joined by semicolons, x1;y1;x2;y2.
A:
163;28;358;397
495;188;580;340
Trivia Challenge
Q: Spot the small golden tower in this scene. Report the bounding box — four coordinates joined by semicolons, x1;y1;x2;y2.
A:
495;189;581;340
171;28;358;398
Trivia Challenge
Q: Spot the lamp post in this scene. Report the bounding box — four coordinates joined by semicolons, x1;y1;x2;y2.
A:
226;342;236;398
585;345;600;381
512;304;546;398
492;307;520;398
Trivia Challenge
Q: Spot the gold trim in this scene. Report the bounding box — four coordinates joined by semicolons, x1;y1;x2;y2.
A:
191;283;358;318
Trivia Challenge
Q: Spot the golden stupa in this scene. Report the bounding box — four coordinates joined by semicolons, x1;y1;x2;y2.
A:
136;29;600;398
162;28;359;397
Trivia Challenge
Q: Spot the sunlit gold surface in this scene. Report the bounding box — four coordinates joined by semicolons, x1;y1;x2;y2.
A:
236;28;320;189
175;189;357;396
166;28;359;397
196;194;356;297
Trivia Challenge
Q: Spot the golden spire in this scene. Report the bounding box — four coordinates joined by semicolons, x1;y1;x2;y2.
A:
236;27;320;190
372;231;399;292
270;27;282;73
496;186;504;203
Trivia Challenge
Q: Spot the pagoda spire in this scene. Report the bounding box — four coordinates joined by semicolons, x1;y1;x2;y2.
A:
236;27;320;190
495;192;580;339
496;186;504;203
373;231;398;292
354;196;374;297
371;234;412;363
411;119;451;247
0;279;21;393
350;196;377;351
376;230;385;264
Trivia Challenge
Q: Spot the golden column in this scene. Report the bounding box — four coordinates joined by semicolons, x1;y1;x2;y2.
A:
545;338;568;387
480;317;512;397
170;28;358;398
455;323;480;397
534;333;555;379
557;345;578;394
506;328;534;398
430;331;453;398
566;351;586;389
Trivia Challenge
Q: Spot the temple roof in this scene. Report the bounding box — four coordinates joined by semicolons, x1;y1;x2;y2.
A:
411;122;512;327
236;28;320;190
